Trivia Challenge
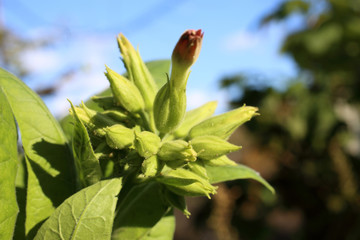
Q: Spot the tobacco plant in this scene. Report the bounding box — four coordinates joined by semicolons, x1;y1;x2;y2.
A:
0;29;274;240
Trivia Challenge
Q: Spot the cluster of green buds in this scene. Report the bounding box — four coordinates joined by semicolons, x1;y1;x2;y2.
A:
69;29;259;216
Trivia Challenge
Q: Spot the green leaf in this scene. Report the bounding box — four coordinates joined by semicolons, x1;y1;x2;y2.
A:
34;178;122;240
0;68;76;237
141;211;175;240
112;181;169;240
13;156;27;240
69;100;102;188
0;88;19;240
206;164;275;194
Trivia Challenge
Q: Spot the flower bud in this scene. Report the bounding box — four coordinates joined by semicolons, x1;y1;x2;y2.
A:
134;131;161;158
153;80;186;133
117;34;157;110
105;65;144;113
153;30;204;133
172;29;204;72
103;124;134;149
173;101;217;138
191;135;241;160
157;168;217;198
157;140;197;163
188;105;259;140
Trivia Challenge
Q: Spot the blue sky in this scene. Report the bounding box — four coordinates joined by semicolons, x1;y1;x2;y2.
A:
3;0;299;117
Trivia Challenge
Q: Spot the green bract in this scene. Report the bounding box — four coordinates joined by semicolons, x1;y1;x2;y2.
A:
0;30;274;240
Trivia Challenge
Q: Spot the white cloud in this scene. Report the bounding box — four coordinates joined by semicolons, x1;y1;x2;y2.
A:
223;31;259;52
21;49;63;74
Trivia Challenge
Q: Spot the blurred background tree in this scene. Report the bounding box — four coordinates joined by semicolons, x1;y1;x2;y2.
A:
0;24;79;96
207;0;360;239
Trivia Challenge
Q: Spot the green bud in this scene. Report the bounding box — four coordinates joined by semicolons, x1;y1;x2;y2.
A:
153;80;186;133
105;65;145;113
188;105;259;140
117;33;157;110
206;155;237;166
104;124;134;149
173;101;218;138
191;135;241;160
141;155;162;177
153;30;204;134
157;168;217;198
134;131;161;158
157;140;197;162
172;29;204;76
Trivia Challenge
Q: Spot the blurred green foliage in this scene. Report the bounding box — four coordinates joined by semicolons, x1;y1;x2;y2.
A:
215;0;360;239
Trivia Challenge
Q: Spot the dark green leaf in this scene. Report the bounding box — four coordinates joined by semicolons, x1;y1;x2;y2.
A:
0;88;19;240
0;68;76;237
112;181;169;240
34;178;122;240
206;164;275;194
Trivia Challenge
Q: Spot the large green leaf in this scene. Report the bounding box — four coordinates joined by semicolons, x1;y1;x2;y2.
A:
112;181;170;240
0;88;19;240
206;164;275;194
0;68;76;237
34;178;122;240
69;101;102;188
141;211;175;240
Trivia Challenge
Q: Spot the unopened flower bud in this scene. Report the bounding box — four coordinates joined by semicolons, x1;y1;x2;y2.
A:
153;30;204;133
105;66;144;113
117;34;157;110
191;135;241;160
157;168;217;198
153;81;186;133
104;124;134;149
189;105;259;140
172;29;204;71
157;140;197;162
134;131;161;158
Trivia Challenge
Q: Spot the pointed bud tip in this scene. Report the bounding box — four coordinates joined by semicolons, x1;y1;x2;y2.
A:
172;29;204;68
